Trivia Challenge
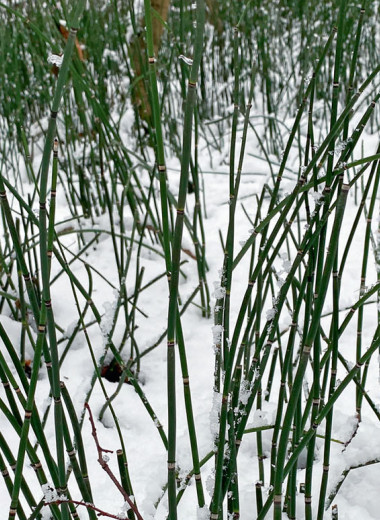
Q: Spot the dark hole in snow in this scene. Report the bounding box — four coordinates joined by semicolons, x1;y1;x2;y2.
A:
101;358;133;384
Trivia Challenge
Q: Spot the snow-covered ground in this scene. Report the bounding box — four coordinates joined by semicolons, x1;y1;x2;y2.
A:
1;77;380;520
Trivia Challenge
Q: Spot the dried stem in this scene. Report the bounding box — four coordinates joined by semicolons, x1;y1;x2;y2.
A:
44;498;129;520
85;403;144;520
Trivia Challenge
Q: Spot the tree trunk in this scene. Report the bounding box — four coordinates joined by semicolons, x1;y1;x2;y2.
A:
129;0;222;122
151;0;171;55
130;0;171;122
205;0;223;35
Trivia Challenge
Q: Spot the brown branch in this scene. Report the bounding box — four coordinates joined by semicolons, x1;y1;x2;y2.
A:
57;23;85;61
85;402;145;520
45;498;126;519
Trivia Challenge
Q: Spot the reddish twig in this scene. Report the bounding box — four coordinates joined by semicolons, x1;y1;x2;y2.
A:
85;402;144;520
44;498;127;519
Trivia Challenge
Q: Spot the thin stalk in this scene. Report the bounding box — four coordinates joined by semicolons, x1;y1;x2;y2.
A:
272;185;349;518
165;2;205;518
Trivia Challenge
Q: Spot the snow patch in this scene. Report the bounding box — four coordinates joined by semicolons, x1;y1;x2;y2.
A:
47;54;63;68
213;281;226;299
210;392;222;439
197;505;210;519
212;324;223;345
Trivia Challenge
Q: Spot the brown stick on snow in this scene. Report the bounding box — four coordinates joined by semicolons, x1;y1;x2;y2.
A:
44;497;131;519
85;402;145;520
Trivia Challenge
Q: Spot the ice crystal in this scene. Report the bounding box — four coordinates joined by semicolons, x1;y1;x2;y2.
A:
239;379;251;405
179;55;193;66
212;324;223;344
311;191;323;203
48;54;63;67
206;470;215;497
213;281;226;299
42;483;59;503
210;392;222;439
117;501;131;519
